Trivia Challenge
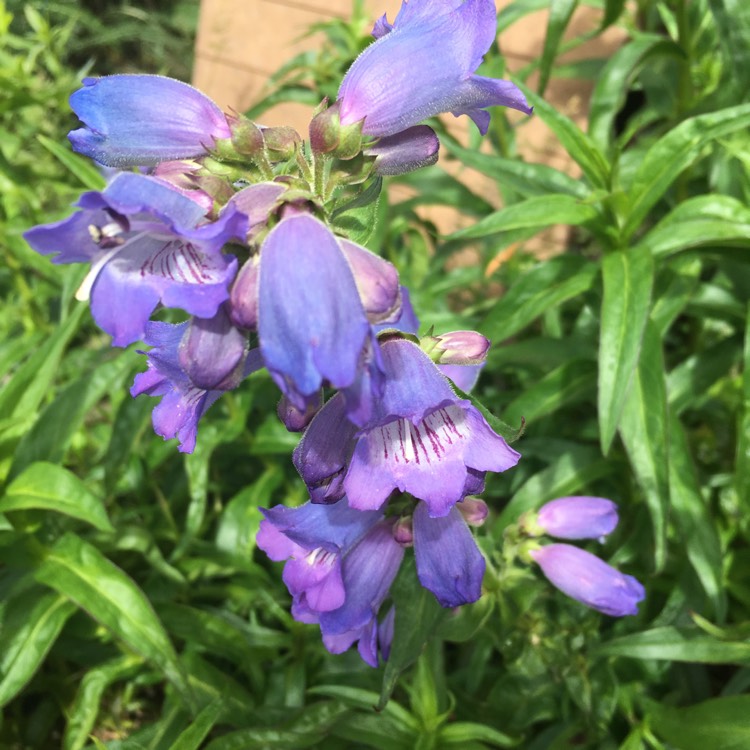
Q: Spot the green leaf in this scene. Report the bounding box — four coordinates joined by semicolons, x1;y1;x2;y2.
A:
538;0;579;95
37;134;107;191
596;627;750;663
634;195;750;259
598;244;654;454
502;360;596;427
379;557;447;710
9;349;140;480
0;462;114;532
622;103;750;239
618;320;669;569
308;686;417;733
35;533;190;703
600;0;626;29
64;656;143;750
443;137;589;198
482;255;598;342
497;0;549;33
651;695;750;750
331;176;382;244
588;35;683;150
516;84;611;189
668;412;725;617
440;721;519;747
0;588;76;707
707;0;750;99
168;700;224;750
0;304;85;425
447;194;599;241
737;304;750;506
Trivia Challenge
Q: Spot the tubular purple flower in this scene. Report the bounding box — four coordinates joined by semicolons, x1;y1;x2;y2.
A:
24;172;244;346
69;75;231;167
338;0;532;138
130;318;262;453
364;125;440;175
413;501;485;607
537;496;619;540
319;520;404;667
257;214;397;417
531;544;645;617
294;337;520;518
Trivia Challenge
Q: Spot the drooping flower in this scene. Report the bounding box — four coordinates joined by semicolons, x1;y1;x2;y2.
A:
536;496;619;541
257;499;400;666
24;172;244;346
294;336;520;518
338;0;532;138
130;311;261;453
412;501;485;607
69;75;231;168
256;213;399;418
530;544;645;617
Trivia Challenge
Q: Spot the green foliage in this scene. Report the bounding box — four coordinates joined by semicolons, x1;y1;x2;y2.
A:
2;0;750;747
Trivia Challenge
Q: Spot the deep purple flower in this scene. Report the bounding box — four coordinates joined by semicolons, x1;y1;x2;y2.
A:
257;500;400;666
531;544;645;617
364;125;440;175
257;214;399;418
130;313;261;453
338;0;532;138
294;337;520;518
537;496;619;540
24;172;243;346
69;75;231;168
413;501;485;607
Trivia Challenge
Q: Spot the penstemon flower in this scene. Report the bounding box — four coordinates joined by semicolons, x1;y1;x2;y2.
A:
338;0;532;138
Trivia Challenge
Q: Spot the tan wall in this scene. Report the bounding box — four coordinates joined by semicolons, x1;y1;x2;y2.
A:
194;1;626;252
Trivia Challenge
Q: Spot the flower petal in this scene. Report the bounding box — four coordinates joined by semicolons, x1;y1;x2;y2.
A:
413;502;485;607
365;125;439;176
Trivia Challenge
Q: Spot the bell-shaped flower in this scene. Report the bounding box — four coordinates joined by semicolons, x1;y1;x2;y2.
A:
257;499;399;666
24;172;244;346
69;75;231;168
130;313;261;453
536;496;619;541
337;0;532;138
318;519;404;667
413;501;485;607
257;213;400;418
531;544;645;617
294;337;520;518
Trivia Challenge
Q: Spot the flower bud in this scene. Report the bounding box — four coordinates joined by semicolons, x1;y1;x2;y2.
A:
392;516;414;547
457;497;488;527
229;257;259;330
178;307;247;390
365;125;439;176
277;391;322;432
531;544;645;617
309;101;363;159
263;126;301;161
422;330;490;365
227;116;266;157
537;496;619;540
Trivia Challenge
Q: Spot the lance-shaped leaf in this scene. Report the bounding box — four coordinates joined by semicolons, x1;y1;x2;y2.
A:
598;243;654;454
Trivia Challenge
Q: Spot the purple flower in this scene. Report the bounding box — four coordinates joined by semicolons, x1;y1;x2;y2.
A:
531;544;645;617
130;313;261;453
24;172;244;346
257;214;399;418
337;0;532;138
364;125;440;175
413;501;485;607
537;496;619;540
69;75;231;168
294;337;520;518
257;500;401;666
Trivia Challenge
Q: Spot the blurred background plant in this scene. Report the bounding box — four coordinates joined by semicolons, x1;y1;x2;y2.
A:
1;0;750;748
